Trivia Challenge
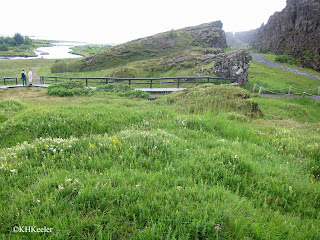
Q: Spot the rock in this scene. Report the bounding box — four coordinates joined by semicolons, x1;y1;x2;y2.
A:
230;0;320;71
213;50;252;86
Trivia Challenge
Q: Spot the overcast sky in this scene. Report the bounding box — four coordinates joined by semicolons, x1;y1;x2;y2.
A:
2;0;286;44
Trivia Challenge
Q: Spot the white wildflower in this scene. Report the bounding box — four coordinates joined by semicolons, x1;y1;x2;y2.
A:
66;178;72;183
10;169;18;173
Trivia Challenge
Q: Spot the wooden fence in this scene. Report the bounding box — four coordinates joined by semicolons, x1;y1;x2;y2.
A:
40;76;236;88
0;77;18;86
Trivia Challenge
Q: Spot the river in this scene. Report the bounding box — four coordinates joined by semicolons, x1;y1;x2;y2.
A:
0;42;85;60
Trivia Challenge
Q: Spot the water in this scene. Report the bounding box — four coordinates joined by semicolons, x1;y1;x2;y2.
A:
0;42;85;60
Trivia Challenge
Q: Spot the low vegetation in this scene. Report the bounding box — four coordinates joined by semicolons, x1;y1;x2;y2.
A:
0;77;319;239
70;44;113;58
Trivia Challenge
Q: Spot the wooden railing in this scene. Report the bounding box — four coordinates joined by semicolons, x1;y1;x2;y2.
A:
0;77;18;86
40;76;236;88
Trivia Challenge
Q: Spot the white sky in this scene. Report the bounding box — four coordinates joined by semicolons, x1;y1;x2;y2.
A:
2;0;286;44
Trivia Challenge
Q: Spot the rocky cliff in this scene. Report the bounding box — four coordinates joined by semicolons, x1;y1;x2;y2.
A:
239;0;320;71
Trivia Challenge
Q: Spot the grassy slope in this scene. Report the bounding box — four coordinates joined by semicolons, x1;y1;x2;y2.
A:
262;53;320;77
244;61;320;95
0;76;319;239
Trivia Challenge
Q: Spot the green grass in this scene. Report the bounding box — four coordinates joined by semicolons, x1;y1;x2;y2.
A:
0;83;319;239
262;53;320;77
245;61;320;95
70;44;113;58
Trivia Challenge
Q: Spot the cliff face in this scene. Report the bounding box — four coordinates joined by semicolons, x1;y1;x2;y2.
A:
250;0;320;70
81;21;227;70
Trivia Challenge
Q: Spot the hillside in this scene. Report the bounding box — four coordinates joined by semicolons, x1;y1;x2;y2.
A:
80;21;227;71
53;21;252;85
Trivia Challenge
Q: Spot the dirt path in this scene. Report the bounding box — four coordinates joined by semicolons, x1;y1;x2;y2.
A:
251;53;320;81
32;67;41;84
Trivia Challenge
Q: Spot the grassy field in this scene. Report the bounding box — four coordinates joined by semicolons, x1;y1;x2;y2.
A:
0;55;320;239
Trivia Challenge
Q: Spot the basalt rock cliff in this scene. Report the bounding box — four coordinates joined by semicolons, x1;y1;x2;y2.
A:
229;0;320;71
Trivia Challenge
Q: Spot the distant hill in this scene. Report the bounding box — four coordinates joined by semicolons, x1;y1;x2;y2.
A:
79;21;227;71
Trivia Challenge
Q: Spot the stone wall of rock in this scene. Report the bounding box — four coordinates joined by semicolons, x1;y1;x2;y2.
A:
247;0;320;71
213;50;252;86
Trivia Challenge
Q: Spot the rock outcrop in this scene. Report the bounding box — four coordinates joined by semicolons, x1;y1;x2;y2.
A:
213;50;252;86
232;0;320;71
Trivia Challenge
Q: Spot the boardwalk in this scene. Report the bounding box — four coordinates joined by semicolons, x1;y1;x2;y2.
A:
0;84;184;93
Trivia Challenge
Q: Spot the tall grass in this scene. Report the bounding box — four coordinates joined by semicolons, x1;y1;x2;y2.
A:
0;85;319;239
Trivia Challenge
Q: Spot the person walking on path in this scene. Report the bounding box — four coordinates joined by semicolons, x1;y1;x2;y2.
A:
28;69;33;86
21;70;27;86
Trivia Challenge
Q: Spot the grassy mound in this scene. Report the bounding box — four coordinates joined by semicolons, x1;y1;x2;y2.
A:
167;84;262;117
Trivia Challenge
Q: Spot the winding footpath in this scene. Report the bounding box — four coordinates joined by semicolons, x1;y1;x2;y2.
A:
251;53;320;101
251;53;320;81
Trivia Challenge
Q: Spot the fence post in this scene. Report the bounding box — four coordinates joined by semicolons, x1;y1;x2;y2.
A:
302;92;306;97
4;78;6;86
177;78;180;88
129;79;131;86
253;84;257;93
288;86;292;95
86;79;88;87
258;87;263;95
150;79;153;88
55;77;58;82
15;78;18;85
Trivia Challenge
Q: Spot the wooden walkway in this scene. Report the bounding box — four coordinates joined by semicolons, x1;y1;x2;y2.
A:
0;84;49;89
0;84;185;93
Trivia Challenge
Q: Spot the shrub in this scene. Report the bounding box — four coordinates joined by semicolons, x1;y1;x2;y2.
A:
96;83;133;92
275;55;296;65
51;60;67;73
118;90;150;99
47;81;92;97
0;43;9;51
51;60;82;73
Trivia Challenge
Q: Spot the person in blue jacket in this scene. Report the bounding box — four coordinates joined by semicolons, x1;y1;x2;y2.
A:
21;70;26;86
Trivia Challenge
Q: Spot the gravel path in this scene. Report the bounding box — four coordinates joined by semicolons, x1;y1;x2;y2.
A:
32;67;41;84
251;53;320;81
250;53;320;101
